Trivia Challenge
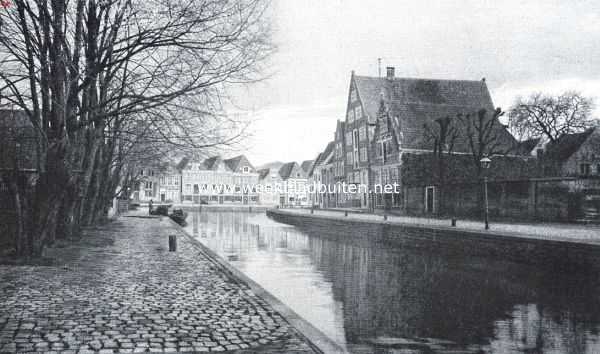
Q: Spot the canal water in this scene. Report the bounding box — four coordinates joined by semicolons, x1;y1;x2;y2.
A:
184;210;600;353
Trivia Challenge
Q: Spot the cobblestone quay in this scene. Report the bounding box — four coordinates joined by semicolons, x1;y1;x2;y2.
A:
0;216;317;353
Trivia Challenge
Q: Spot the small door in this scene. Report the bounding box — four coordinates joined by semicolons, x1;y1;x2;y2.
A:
425;186;435;214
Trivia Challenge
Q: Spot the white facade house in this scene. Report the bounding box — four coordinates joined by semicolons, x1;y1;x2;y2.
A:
179;155;260;204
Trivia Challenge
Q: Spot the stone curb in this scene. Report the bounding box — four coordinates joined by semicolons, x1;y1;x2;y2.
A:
270;209;600;248
162;216;348;354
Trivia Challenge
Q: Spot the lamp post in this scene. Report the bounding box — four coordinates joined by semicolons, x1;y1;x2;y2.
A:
480;157;491;230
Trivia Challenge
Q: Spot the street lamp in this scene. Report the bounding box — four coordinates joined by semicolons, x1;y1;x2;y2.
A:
480;157;491;230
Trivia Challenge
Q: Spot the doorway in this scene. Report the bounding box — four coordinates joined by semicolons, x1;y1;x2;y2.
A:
425;186;435;214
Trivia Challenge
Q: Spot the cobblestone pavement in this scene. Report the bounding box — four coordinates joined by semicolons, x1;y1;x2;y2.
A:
0;217;317;353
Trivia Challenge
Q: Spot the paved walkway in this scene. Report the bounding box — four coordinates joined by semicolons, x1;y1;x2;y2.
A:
0;217;316;353
282;208;600;245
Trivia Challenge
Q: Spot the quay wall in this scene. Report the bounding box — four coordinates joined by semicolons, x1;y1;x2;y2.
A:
267;209;600;270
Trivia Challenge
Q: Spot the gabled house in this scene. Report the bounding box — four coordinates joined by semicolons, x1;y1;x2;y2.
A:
179;154;259;204
539;128;600;177
308;141;336;209
257;167;283;206
346;67;517;212
278;161;310;206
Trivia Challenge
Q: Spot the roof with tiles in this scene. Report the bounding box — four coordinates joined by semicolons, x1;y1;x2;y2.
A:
353;74;518;153
309;141;335;177
278;162;298;180
544;128;596;162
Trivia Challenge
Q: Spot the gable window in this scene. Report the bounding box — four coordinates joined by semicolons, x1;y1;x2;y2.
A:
350;88;357;103
243;166;250;173
348;109;355;123
355;106;362;120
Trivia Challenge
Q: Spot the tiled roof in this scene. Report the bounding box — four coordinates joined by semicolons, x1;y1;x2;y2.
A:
354;75;518;152
300;160;314;174
544;128;596;162
309;141;335;177
203;156;221;170
257;168;270;180
516;138;541;155
176;157;190;171
278;162;297;180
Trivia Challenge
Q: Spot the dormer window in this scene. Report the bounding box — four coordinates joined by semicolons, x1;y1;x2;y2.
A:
350;88;357;103
243;166;250;173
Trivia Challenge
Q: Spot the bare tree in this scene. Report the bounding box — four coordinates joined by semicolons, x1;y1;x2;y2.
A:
458;108;512;176
423;115;460;215
0;0;273;257
508;91;596;142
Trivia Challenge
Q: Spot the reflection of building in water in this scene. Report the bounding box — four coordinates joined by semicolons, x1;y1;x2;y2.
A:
194;211;309;258
189;211;600;353
305;231;600;351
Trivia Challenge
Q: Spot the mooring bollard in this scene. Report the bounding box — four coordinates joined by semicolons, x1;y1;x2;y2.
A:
451;218;457;227
168;235;177;252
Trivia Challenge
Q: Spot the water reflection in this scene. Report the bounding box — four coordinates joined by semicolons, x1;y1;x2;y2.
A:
185;211;600;353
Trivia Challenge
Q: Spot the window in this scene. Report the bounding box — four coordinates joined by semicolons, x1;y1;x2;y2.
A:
380;141;389;163
580;163;591;176
347;152;353;165
144;181;153;189
597;164;600;175
350;88;357;102
360;148;367;162
359;126;366;141
346;132;353;146
243;166;250;173
347;173;354;183
355;106;362;120
348;109;355;123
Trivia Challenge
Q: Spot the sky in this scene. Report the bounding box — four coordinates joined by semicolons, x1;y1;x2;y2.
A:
228;0;600;167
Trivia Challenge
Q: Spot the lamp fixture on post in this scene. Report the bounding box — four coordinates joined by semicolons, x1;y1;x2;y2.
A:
480;157;491;230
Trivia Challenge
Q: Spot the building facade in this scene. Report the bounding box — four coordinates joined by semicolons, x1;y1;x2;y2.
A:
179;155;259;204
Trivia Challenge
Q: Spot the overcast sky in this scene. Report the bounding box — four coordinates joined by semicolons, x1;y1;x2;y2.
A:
230;0;600;167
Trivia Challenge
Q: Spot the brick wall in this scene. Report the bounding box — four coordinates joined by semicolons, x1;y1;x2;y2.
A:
267;210;600;270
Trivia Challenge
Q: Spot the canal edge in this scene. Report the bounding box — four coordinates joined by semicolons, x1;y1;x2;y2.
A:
163;216;348;354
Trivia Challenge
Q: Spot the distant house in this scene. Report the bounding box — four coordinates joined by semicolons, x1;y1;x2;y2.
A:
539;128;600;177
179;155;259;204
257;167;283;206
308;142;335;209
278;162;310;207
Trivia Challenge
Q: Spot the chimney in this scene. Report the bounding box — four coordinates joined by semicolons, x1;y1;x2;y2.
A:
386;67;395;80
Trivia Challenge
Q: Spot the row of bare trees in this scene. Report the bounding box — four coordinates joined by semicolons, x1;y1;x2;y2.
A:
0;0;272;257
424;108;510;215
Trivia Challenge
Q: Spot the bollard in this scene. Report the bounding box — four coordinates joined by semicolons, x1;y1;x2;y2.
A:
383;214;388;221
344;211;348;217
311;207;314;214
169;235;177;252
451;218;457;227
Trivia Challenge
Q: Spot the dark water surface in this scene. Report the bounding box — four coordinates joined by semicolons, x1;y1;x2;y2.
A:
184;210;600;353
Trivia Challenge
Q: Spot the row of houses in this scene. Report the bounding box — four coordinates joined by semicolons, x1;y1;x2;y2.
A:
306;68;600;221
134;156;315;207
